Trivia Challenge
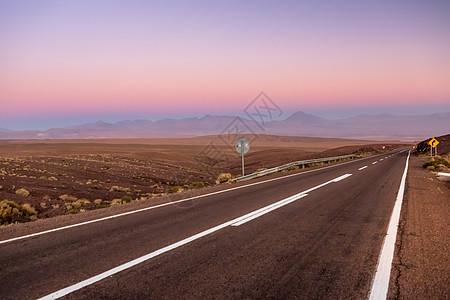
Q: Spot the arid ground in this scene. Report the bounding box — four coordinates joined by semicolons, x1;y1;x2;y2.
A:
0;135;409;224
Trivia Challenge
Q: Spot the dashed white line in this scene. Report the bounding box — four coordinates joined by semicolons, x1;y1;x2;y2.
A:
369;151;410;300
358;166;368;170
372;161;378;165
38;173;353;299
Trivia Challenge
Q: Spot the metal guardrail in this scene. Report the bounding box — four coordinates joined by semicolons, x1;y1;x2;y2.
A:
232;154;359;182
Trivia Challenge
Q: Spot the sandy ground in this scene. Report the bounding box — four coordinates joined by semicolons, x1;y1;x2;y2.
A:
389;155;450;299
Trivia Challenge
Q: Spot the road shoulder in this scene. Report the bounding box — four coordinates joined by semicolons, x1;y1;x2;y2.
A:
390;155;450;299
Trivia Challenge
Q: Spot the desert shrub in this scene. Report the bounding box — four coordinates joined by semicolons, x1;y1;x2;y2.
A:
216;173;232;184
80;199;91;204
65;199;85;214
15;188;30;197
0;200;22;224
166;186;184;194
93;199;103;204
111;199;123;206
189;182;205;189
21;203;37;215
426;166;435;170
59;194;77;202
48;176;58;181
0;200;38;225
423;157;450;169
121;196;132;203
109;186;131;193
72;200;83;210
0;185;2;190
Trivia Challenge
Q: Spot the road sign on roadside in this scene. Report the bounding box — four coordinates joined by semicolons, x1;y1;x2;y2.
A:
428;138;439;156
428;138;439;148
235;137;250;154
236;138;250;176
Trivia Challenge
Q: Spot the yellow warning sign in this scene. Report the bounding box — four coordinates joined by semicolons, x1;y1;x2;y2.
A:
428;138;439;148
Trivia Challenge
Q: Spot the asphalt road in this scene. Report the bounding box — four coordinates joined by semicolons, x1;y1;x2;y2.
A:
0;150;408;299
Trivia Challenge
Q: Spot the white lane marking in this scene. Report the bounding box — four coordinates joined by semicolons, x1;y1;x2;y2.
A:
332;173;352;182
358;166;368;171
38;173;353;299
0;149;375;245
369;151;410;300
231;194;308;226
380;159;383;161
372;161;378;165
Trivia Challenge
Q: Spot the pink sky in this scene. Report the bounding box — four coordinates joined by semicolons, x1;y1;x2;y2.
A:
1;1;449;129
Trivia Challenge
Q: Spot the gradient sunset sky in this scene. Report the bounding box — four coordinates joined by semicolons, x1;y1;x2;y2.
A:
1;1;449;130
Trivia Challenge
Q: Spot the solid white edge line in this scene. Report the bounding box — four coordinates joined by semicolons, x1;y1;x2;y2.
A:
0;150;377;245
369;151;410;300
38;172;353;299
358;166;368;170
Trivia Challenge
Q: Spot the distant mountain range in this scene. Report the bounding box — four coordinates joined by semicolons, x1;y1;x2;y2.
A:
0;111;448;141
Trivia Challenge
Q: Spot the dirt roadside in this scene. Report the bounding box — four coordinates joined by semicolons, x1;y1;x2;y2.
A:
389;155;450;299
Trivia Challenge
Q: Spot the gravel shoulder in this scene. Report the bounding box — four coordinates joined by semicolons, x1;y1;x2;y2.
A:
389;155;450;299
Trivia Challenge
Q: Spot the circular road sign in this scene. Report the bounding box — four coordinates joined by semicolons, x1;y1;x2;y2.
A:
235;137;250;154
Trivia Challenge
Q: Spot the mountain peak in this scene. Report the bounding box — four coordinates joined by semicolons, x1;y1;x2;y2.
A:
285;111;325;125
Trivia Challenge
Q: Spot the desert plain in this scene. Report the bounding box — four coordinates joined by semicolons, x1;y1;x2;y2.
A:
0;135;410;223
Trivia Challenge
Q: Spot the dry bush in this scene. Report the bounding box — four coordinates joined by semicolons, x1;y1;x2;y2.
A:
21;203;37;215
423;157;450;169
111;196;132;206
109;186;131;193
0;200;38;225
216;173;232;184
15;188;30;197
166;186;184;194
93;199;103;204
59;194;77;202
48;176;58;181
111;199;122;206
0;200;21;225
121;196;132;203
189;182;205;189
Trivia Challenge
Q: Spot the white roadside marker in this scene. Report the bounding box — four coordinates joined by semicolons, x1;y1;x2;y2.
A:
369;151;410;300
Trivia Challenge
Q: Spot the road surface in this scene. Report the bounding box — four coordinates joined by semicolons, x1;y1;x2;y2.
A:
0;150;409;299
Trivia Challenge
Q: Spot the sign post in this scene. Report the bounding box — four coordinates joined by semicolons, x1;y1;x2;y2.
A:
235;137;250;176
428;138;439;157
